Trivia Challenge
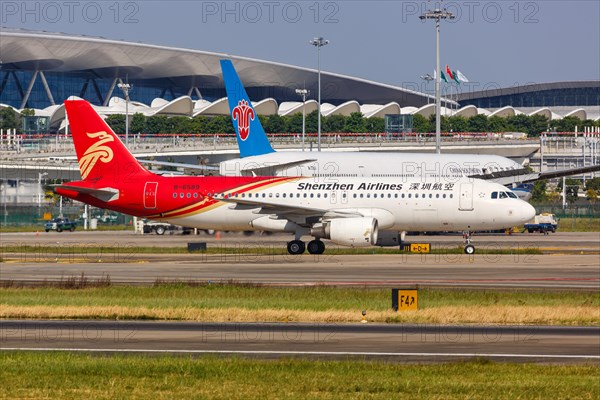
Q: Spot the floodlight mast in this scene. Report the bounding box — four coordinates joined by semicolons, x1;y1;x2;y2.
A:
309;37;329;152
117;78;132;147
420;8;455;154
295;88;310;152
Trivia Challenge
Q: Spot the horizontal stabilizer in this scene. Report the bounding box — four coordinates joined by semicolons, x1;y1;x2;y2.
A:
54;184;120;202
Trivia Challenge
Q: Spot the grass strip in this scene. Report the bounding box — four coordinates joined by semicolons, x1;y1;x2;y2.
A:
1;285;598;325
1;352;599;399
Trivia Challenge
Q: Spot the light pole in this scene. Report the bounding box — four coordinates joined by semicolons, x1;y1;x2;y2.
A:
420;7;455;154
38;172;48;209
420;74;435;104
118;79;132;147
295;88;310;151
309;36;329;152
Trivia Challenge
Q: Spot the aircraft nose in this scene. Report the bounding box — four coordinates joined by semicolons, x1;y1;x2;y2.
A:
521;202;536;222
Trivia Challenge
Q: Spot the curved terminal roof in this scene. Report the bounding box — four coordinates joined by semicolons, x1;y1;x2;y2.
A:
0;28;443;107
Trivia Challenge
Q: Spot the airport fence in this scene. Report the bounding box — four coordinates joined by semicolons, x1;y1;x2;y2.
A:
0;205;132;228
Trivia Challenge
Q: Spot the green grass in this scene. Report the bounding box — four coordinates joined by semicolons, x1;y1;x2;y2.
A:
2;284;598;312
556;218;600;232
1;352;598;399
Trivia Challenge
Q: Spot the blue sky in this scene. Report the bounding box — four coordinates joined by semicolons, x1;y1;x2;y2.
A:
3;1;599;92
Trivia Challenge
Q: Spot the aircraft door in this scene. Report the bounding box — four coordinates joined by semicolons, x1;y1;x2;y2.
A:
358;166;366;177
459;183;474;211
144;182;158;209
330;190;337;204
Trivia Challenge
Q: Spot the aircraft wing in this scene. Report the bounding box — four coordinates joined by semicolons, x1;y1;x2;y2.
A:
238;159;317;176
137;159;220;175
471;164;600;185
214;195;363;224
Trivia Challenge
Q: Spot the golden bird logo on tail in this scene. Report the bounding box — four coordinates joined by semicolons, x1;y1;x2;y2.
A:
79;131;114;179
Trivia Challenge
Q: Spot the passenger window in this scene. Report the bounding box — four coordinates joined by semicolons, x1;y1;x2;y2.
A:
194;193;198;198
186;193;191;198
408;194;412;198
429;194;433;199
173;193;177;198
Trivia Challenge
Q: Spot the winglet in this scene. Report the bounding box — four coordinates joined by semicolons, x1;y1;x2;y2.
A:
220;59;275;158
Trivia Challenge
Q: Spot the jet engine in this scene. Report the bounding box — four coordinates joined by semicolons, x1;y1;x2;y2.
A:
312;218;378;247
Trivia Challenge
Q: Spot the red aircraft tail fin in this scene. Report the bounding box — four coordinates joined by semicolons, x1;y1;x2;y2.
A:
64;100;149;182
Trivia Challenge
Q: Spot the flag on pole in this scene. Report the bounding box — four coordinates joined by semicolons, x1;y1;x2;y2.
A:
440;70;448;83
445;65;455;81
456;70;470;83
452;70;460;84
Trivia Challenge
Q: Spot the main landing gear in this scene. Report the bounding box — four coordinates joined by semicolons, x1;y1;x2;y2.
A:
287;239;325;255
463;231;475;254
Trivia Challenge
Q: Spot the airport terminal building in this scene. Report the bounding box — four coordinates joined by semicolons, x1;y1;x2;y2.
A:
1;28;599;131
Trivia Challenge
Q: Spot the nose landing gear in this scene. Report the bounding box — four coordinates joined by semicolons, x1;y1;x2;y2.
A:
463;231;475;254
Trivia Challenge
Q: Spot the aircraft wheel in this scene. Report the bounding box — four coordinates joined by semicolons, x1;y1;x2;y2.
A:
287;240;305;255
307;240;325;255
464;244;475;255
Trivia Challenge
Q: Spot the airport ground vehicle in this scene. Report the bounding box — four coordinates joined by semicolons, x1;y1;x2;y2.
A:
44;217;76;232
142;220;179;235
524;214;559;234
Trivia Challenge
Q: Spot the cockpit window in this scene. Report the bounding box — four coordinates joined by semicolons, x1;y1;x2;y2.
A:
499;192;509;199
491;192;498;199
507;191;518;199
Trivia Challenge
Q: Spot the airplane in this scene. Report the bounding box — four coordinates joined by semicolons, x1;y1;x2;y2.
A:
55;100;536;255
216;60;599;192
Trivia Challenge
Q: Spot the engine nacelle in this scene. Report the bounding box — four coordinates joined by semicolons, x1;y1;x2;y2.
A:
375;231;401;247
314;217;378;247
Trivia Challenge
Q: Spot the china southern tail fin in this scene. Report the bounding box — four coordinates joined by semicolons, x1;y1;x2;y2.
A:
220;59;275;158
64;100;150;182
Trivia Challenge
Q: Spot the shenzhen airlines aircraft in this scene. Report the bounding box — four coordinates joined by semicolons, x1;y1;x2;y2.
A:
216;60;599;193
56;100;535;255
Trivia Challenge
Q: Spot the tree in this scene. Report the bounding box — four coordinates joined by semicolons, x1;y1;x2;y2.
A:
20;108;35;116
448;116;468;132
552;116;582;132
530;180;548;203
105;114;126;134
558;178;581;204
467;114;488;132
344;112;365;133
0;107;19;130
585;178;600;192
305;110;318;133
412;114;430;133
263;114;286;133
285;113;303;134
130;113;146;134
205;116;234;134
487;116;508;133
365;117;385;133
323;115;346;133
145;115;170;134
585;189;598;204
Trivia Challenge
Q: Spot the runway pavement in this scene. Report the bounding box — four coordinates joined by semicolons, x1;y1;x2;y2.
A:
1;232;599;289
2;320;598;364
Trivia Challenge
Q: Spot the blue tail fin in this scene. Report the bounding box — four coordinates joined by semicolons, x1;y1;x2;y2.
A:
220;59;275;158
